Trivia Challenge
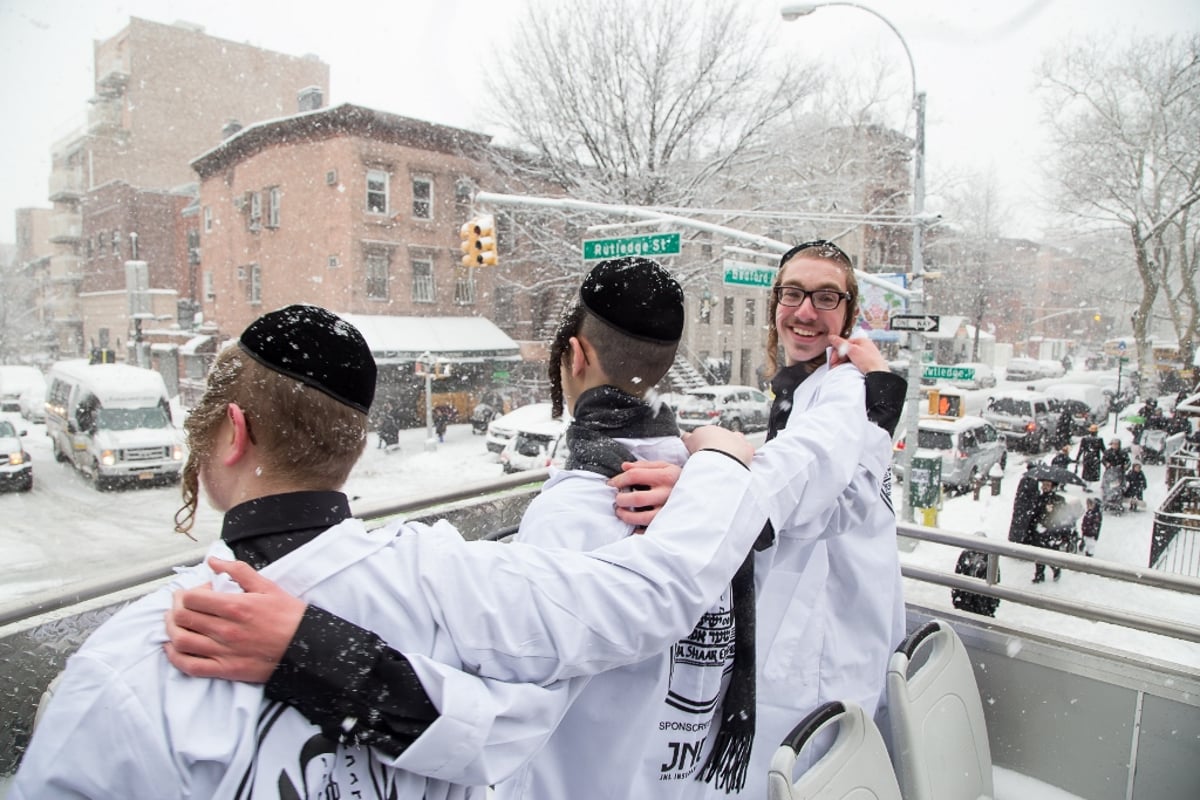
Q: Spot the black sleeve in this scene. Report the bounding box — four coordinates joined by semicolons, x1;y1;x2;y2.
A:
864;370;907;437
264;604;439;759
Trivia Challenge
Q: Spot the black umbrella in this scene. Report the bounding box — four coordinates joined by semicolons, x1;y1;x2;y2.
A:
1025;463;1087;487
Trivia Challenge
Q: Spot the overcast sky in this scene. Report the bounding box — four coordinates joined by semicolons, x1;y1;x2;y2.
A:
0;0;1196;244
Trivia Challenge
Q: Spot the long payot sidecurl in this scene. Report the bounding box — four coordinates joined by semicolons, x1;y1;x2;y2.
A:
548;301;586;419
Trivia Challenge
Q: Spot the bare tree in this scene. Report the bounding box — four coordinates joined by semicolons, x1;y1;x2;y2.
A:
1040;33;1200;392
486;0;816;208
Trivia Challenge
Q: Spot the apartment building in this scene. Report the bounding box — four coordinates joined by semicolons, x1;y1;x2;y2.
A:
190;102;556;425
40;17;329;358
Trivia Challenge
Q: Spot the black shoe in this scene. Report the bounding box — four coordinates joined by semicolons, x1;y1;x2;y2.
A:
1032;575;1045;583
1053;571;1062;581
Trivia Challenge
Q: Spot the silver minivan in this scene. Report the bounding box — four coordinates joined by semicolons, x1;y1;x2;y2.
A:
893;415;1007;493
676;385;770;433
982;390;1056;453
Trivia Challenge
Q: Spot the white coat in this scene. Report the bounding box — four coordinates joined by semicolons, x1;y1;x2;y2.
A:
496;435;733;799
730;361;906;798
12;450;766;799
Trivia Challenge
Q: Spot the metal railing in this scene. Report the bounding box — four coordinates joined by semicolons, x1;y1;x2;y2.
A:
4;470;1198;645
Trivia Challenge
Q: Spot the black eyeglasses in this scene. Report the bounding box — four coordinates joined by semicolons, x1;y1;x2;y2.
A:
773;286;851;310
778;239;852;268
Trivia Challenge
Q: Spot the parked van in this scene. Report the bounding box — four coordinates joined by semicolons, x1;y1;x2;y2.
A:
892;415;1007;493
1043;382;1110;435
45;361;184;490
982;389;1056;453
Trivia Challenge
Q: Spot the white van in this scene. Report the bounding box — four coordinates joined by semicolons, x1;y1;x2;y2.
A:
45;361;185;490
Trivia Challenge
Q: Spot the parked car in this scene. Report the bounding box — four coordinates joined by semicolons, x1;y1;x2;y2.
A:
1003;357;1044;382
675;384;771;433
498;417;571;474
0;417;33;493
892;415;1007;494
1043;382;1110;434
18;375;48;423
0;365;44;410
981;389;1056;453
485;402;556;454
949;362;997;390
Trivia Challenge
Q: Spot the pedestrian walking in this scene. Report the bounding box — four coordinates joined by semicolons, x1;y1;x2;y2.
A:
1080;497;1103;557
1123;462;1148;511
1076;424;1104;491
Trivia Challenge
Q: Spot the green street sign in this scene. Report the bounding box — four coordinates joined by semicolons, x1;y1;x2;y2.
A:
922;365;976;381
582;232;681;261
723;260;777;288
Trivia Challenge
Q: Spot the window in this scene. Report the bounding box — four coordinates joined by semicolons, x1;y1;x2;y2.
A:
411;254;434;303
366;250;391;300
328;255;340;269
412;176;432;219
111;230;120;257
454;268;475;305
187;230;200;265
454;179;474;214
248;191;262;230
245;263;261;305
699;293;712;324
266;187;280;228
367;169;389;214
723;296;734;325
203;206;212;233
203;271;215;301
744;298;756;326
494;286;515;327
96;233;105;255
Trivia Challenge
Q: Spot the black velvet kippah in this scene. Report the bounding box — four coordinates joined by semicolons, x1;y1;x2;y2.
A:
579;257;684;343
238;304;376;414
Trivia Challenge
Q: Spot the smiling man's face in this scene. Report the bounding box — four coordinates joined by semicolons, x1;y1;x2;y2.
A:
774;256;851;366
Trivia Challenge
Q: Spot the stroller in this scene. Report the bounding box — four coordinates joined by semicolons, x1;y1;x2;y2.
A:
1140;428;1169;465
1100;467;1126;515
470;402;497;435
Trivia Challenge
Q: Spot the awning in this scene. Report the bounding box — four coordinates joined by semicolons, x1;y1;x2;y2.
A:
338;314;522;365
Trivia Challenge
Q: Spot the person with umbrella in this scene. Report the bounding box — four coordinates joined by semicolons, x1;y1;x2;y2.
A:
1007;466;1042;546
1075;424;1104;492
1029;478;1073;583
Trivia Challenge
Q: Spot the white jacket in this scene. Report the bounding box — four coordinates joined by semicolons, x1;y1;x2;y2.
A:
13;450;766;799
496;435;733;799
731;361;906;798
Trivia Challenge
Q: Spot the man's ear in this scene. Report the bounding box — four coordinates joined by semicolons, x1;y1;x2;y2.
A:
567;336;590;378
224;403;252;466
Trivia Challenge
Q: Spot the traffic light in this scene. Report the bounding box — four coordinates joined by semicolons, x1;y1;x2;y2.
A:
460;214;498;267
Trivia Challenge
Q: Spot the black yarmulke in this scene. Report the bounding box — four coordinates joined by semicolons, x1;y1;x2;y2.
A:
238;305;376;414
580;257;684;343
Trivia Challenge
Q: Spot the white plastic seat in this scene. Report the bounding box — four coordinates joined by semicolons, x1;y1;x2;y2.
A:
767;700;903;800
886;619;994;800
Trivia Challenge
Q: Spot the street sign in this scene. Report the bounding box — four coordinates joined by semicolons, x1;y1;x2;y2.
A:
582;232;681;261
922;365;976;382
889;314;940;333
722;259;777;288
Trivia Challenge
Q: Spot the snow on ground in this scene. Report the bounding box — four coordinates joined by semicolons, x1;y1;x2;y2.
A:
3;380;1198;672
899;414;1200;669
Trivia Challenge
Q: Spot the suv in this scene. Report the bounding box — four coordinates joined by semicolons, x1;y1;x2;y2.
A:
893;415;1006;493
676;385;771;433
499;418;569;473
982;390;1055;453
0;417;33;492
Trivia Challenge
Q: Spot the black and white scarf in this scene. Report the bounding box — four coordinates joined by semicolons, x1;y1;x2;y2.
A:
566;385;756;793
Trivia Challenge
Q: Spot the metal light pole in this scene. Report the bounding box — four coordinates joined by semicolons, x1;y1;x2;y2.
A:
782;2;927;523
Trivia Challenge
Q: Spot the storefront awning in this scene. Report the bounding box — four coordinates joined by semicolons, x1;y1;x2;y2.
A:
338;314;522;365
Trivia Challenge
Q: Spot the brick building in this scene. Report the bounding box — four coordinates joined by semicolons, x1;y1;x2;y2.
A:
189;102;556;425
39;17;329;358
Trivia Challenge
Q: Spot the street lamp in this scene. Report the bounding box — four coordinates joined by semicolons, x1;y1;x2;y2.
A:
781;1;928;523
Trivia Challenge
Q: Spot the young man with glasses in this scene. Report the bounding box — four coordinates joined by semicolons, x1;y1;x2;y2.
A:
615;240;908;796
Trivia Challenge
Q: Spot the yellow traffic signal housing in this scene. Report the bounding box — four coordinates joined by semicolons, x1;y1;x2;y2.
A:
460;215;498;267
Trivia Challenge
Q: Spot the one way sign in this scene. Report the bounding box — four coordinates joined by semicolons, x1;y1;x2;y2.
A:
889;314;940;333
